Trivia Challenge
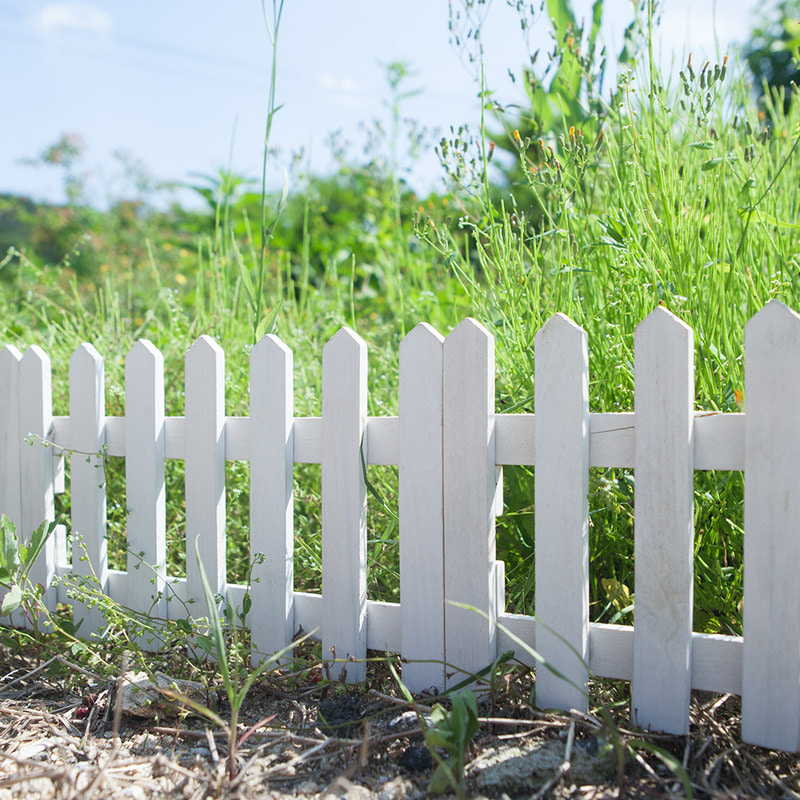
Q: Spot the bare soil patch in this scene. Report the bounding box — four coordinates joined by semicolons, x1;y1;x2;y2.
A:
1;644;799;800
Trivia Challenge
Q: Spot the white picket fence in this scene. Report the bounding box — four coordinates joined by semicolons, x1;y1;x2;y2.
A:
2;301;800;753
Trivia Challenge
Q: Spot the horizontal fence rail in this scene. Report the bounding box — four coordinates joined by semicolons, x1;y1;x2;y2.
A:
2;301;800;752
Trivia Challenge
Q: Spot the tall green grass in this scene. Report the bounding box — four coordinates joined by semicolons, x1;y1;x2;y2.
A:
420;5;800;632
2;3;799;639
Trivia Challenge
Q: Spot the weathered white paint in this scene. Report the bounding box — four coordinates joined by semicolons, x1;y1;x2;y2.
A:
632;308;694;735
69;344;108;637
249;334;295;662
322;328;368;683
185;336;226;609
443;318;502;684
399;322;445;692
46;410;746;470
0;346;22;532
534;313;590;713
742;300;800;751
125;340;167;626
19;346;56;615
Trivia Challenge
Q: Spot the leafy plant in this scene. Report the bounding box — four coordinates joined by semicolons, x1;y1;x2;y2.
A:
161;538;313;781
0;515;55;620
424;690;481;797
390;656;479;799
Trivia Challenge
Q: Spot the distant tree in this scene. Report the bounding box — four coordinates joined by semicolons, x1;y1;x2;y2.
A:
743;0;800;113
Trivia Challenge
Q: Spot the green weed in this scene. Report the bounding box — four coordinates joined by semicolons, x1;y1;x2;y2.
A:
160;538;313;781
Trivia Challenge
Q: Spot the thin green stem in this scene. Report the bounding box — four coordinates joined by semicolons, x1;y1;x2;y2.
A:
255;0;286;343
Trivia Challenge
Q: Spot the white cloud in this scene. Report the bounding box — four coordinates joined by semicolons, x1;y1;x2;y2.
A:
35;3;112;36
317;73;362;107
318;74;360;94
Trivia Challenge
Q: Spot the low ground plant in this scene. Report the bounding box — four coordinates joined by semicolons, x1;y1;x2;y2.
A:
0;515;55;623
160;540;313;781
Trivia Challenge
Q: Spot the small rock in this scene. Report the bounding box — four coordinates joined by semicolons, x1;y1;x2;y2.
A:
20;778;54;799
119;787;147;800
131;731;156;752
379;775;418;800
16;741;48;760
389;710;418;729
324;777;371;799
120;671;210;719
474;737;616;794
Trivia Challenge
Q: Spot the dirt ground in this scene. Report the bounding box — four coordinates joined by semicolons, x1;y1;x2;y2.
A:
1;646;799;800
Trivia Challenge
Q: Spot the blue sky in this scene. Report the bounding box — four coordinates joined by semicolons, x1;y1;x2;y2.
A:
1;1;763;207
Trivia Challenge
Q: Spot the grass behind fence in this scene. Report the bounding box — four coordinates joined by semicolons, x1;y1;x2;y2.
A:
2;9;800;640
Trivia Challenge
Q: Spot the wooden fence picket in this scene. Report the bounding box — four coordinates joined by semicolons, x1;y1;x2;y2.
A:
125;340;167;628
69;344;108;637
632;308;695;735
19;346;56;614
742;300;800;751
399;322;445;692
322;327;368;683
534;313;590;713
443;318;503;683
185;336;227;610
249;334;295;662
0;346;23;533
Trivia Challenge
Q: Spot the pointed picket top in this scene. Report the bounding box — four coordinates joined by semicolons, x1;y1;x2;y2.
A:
21;345;51;381
745;298;800;342
742;297;800;751
0;347;22;410
127;338;163;370
19;344;53;453
321;326;368;396
0;344;22;368
323;326;368;362
69;343;105;429
443;318;494;424
535;311;585;347
446;317;492;350
636;305;693;341
185;334;225;420
252;332;292;362
70;341;103;371
0;346;23;411
402;321;446;351
188;334;224;362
